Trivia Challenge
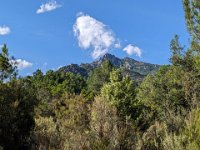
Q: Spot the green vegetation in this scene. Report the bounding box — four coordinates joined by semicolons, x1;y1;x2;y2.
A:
1;0;200;149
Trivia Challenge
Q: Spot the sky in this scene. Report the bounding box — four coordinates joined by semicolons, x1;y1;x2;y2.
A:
0;0;190;75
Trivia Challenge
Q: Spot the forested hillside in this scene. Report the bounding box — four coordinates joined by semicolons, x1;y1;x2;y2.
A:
0;0;200;150
57;53;160;82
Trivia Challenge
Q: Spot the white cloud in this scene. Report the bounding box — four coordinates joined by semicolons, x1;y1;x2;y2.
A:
73;13;120;59
123;44;142;57
10;59;33;70
36;1;62;14
0;26;11;35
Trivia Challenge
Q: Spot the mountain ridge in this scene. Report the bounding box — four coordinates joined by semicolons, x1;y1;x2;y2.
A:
57;53;161;81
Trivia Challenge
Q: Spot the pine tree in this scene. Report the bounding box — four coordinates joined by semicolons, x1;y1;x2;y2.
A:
183;0;200;41
0;44;17;81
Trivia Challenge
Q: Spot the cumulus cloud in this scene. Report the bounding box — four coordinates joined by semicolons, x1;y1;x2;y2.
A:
123;44;142;57
73;13;120;59
10;59;33;70
36;0;62;14
0;26;11;35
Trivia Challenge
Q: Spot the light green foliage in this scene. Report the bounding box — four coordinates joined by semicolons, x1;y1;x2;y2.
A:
51;94;89;129
136;66;187;131
100;70;147;149
181;1;200;103
162;133;184;150
90;96;140;150
34;116;60;150
34;94;90;149
141;122;167;150
137;66;185;111
181;108;200;149
183;0;200;41
90;96;118;149
140;122;185;150
161;108;200;150
170;35;184;66
101;69;136;119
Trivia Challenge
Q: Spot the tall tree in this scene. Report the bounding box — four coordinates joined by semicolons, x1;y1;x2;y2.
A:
87;60;114;95
0;44;17;82
170;35;184;66
101;69;136;120
183;0;200;41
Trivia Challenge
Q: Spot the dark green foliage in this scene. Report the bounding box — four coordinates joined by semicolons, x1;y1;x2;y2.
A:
31;69;86;97
0;44;17;82
57;64;88;77
0;45;36;149
87;60;114;95
0;80;37;149
29;70;87;118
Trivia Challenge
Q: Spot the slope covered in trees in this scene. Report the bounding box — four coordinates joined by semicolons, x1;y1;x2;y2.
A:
58;53;160;82
1;0;200;149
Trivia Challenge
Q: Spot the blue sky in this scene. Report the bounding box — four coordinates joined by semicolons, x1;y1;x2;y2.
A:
0;0;189;75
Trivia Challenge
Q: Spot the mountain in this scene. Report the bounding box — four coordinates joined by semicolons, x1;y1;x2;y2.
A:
57;64;88;77
57;53;161;82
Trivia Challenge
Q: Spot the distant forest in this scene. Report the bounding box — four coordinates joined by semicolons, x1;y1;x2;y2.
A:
0;0;200;149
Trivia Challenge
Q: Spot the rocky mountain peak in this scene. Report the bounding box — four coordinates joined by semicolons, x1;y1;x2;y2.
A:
97;53;122;67
57;53;161;81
